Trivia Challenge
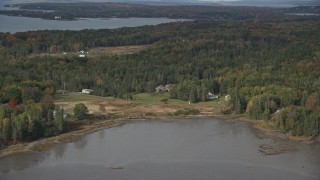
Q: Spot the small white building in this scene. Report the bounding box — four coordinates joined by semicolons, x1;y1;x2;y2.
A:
82;89;93;94
53;106;67;118
78;50;88;57
225;95;231;101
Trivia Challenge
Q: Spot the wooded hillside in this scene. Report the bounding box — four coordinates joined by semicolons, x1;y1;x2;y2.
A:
0;6;319;140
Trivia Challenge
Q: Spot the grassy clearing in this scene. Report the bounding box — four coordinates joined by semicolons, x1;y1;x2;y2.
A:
133;93;224;106
54;92;225;116
55;92;113;102
28;45;152;59
133;93;188;105
55;92;224;106
196;99;224;106
90;45;151;56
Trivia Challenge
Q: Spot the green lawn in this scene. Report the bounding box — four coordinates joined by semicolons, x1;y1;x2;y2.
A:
133;93;223;106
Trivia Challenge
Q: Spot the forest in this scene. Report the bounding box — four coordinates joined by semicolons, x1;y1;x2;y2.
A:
0;5;319;145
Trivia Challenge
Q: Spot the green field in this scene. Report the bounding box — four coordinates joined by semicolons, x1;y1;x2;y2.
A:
133;93;223;106
55;92;223;108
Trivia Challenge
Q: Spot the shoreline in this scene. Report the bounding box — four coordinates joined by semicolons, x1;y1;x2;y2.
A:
0;118;128;158
0;114;318;158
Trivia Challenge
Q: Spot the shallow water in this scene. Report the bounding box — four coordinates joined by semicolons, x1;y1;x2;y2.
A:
0;118;319;180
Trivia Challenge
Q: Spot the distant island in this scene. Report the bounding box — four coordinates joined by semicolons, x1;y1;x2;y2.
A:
0;2;319;20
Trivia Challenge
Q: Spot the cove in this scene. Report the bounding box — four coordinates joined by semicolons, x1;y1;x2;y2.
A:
0;118;319;180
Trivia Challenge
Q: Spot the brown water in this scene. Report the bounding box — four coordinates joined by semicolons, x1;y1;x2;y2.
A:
0;118;319;180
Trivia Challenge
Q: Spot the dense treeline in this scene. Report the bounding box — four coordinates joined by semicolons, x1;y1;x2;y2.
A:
0;26;162;56
0;17;319;136
0;80;68;145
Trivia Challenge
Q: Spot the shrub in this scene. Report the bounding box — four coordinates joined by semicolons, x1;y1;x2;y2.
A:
74;103;89;120
161;98;169;104
99;104;106;112
145;112;156;116
174;108;200;116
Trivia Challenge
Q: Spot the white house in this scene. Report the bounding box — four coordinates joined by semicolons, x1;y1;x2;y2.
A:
155;85;165;92
82;89;93;94
207;92;219;100
164;84;173;91
155;84;173;92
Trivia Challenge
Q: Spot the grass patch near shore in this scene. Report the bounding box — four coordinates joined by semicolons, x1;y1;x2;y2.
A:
174;108;200;116
55;92;113;102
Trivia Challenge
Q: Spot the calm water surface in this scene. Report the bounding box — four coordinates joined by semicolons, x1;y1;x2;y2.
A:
0;0;187;33
0;118;319;180
0;15;187;33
